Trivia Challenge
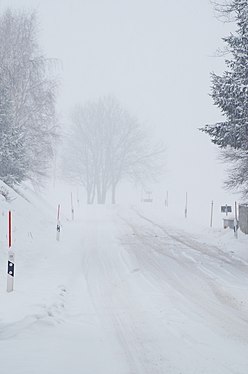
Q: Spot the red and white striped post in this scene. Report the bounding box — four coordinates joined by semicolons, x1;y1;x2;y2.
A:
56;204;61;241
71;192;74;221
7;211;15;292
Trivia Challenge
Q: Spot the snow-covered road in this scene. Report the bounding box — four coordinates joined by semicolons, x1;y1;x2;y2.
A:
78;207;248;373
1;202;248;374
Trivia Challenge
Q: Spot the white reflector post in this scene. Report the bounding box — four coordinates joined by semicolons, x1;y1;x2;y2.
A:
56;204;61;241
71;192;74;221
7;211;14;292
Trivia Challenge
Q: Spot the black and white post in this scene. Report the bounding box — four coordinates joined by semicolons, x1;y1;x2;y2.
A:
56;204;61;241
7;211;15;293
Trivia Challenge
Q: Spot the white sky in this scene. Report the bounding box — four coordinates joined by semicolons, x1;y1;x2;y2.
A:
0;0;238;209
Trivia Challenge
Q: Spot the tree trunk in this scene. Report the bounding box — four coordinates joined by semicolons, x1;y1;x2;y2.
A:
102;185;107;204
87;192;91;204
86;185;91;204
97;180;104;204
90;183;96;204
87;181;94;204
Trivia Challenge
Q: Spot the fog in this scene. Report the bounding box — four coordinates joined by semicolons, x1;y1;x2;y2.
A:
0;0;235;208
1;3;248;372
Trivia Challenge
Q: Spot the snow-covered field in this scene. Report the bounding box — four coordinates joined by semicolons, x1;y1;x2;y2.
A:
0;183;248;374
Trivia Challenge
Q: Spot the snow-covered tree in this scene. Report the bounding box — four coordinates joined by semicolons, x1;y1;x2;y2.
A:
200;1;248;196
220;147;248;196
0;9;58;186
0;85;24;185
201;1;248;150
63;96;165;204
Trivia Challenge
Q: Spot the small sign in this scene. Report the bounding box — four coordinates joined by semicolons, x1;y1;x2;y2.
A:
8;261;14;277
143;191;153;203
221;205;232;213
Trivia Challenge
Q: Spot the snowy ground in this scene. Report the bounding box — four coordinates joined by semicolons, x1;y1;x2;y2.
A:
0;183;248;374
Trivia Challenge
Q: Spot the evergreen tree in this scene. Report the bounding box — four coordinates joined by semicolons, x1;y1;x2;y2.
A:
201;0;248;150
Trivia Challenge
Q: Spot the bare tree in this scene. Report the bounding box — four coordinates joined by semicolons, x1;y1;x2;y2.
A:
62;96;165;204
0;9;58;186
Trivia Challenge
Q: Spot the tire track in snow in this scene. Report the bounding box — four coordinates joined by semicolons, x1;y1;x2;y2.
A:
80;215;171;374
120;210;248;342
80;209;248;374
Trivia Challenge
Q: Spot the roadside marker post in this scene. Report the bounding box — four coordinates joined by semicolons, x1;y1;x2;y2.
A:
210;200;214;228
77;189;80;206
184;192;188;218
165;191;169;207
56;204;61;241
71;192;74;221
234;201;238;239
7;211;15;292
